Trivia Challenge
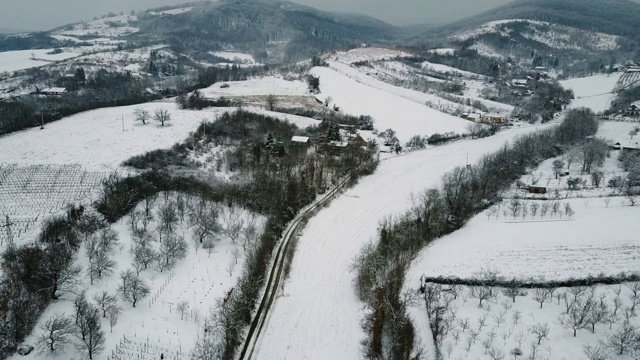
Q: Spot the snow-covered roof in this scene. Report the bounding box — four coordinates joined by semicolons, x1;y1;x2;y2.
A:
41;87;67;94
630;101;640;108
291;136;310;143
328;140;348;148
467;113;481;119
512;79;528;86
483;113;505;118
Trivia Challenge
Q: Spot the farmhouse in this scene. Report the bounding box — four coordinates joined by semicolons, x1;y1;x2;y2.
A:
482;113;507;125
40;87;68;97
511;79;529;88
625;101;640;116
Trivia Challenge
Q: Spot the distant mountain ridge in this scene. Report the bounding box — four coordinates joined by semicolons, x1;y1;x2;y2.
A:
435;0;640;38
132;0;400;63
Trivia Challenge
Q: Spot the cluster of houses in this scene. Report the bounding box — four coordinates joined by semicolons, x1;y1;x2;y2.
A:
290;125;371;153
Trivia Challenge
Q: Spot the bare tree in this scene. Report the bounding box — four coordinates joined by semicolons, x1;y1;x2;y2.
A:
37;313;75;353
222;206;244;243
107;306;120;333
508;198;521;220
605;320;636;355
88;250;116;284
131;229;156;272
470;286;494;307
154;108;171;126
583;344;608;360
266;94;277;111
588;296;609;332
529;203;540;218
540;202;550;218
134;108;150;125
158;233;187;271
158;199;178;235
568;286;588;302
189;201;222;245
604;197;612;208
97;226;119;253
532;288;552;308
118;269;150;307
553;159;565;179
74;296;105;360
93;291;118;318
559;294;595;337
528;323;549;345
627;282;640;310
177;300;189;320
564;202;575;219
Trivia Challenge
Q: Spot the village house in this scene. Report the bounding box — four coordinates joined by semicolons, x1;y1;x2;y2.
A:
625;101;640;117
482;113;507;125
291;136;310;146
622;141;640;155
40;87;68;97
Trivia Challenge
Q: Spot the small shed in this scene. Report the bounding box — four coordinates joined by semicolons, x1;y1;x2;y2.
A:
528;186;547;194
466;113;482;122
41;87;67;96
291;136;310;145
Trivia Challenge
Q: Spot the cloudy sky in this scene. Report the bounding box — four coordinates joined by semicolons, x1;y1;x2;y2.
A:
1;0;513;32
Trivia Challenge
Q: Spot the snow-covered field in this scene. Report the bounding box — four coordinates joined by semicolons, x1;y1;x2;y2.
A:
421;61;483;79
10;194;264;360
209;51;256;64
254;122;552;360
407;197;640;281
56;14;139;37
0;102;320;171
200;77;308;97
561;73;623;113
311;64;472;143
328;47;409;64
0;48;82;73
407;120;640;282
409;282;640;360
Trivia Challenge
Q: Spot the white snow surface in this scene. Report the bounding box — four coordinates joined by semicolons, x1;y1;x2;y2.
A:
200;77;308;97
561;73;623;113
254;123;552;360
0;49;81;73
407;197;640;282
329;47;409;64
209;51;256;64
0;102;317;171
421;61;483;79
311;64;472;143
56;14;139;37
427;48;456;55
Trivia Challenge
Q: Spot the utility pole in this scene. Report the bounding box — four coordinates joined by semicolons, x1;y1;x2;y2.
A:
1;215;14;249
41;113;44;129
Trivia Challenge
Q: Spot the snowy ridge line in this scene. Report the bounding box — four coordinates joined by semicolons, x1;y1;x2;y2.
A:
238;175;352;360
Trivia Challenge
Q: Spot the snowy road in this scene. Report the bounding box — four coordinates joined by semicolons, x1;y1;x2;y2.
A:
253;123;552;360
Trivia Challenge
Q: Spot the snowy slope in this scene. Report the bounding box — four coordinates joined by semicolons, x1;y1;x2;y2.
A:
254;122;553;360
561;73;622;113
311;64;471;143
0;103;318;171
0;49;82;73
200;77;308;97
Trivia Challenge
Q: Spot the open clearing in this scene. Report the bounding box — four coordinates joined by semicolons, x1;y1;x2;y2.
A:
560;73;622;113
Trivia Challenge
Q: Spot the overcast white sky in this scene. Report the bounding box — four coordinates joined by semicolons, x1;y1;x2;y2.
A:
0;0;514;32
